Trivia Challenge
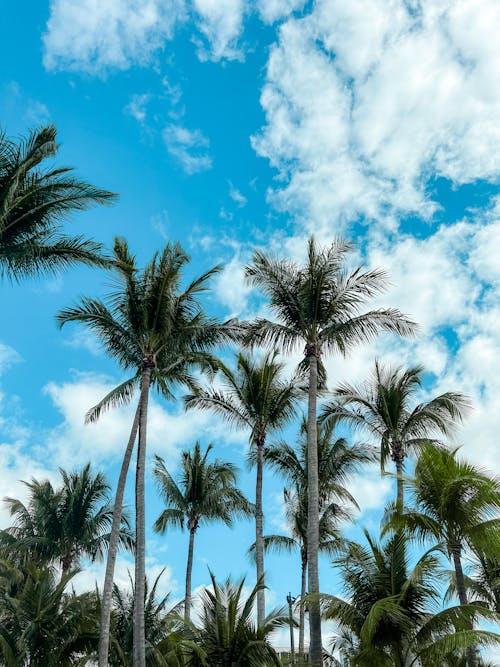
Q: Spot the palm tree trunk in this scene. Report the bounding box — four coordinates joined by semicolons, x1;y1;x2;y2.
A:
185;526;196;623
255;434;266;627
394;451;404;514
299;551;307;658
98;400;141;667
305;345;322;667
452;547;478;667
133;367;152;667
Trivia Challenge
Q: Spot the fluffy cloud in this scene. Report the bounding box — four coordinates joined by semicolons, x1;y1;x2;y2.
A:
163;124;213;174
43;0;186;72
254;0;500;229
192;0;246;61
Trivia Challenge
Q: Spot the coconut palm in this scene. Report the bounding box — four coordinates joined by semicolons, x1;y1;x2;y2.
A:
262;419;374;655
321;362;469;512
153;443;253;622
325;530;499;667
245;236;416;666
385;445;500;667
58;238;236;667
0;124;115;281
0;562;98;666
184;351;299;626
0;464;132;574
183;573;289;667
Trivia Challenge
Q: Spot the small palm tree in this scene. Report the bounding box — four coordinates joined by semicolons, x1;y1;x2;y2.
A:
0;464;132;574
245;236;416;666
262;419;374;655
58;238;236;667
183;573;289;667
184;351;299;626
0;124;116;280
321;362;469;512
0;562;98;665
153;443;253;622
386;445;500;667
325;530;499;667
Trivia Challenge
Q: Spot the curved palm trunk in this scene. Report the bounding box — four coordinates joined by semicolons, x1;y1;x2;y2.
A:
133;367;152;667
185;526;196;623
255;434;266;627
306;347;322;667
299;550;307;658
394;450;405;514
452;547;479;667
98;400;141;667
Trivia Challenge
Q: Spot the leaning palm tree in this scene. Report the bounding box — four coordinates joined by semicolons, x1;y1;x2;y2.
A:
321;362;470;512
153;443;253;622
0;464;132;574
325;530;499;667
183;573;289;667
262;419;374;655
0;124;115;280
184;351;299;626
386;445;500;667
58;238;236;667
245;236;415;666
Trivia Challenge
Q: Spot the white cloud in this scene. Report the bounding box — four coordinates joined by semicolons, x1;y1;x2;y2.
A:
229;183;247;207
192;0;246;61
254;0;500;229
214;254;252;316
43;0;186;73
125;93;152;124
256;0;306;24
163;123;213;174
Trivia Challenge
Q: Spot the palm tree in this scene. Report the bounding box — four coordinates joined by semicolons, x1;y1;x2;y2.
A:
58;238;236;667
0;124;115;280
321;361;469;512
0;464;132;574
183;573;289;667
245;236;416;666
153;442;253;622
325;530;499;667
107;571;184;666
184;351;299;626
386;445;500;667
0;562;98;665
262;419;374;655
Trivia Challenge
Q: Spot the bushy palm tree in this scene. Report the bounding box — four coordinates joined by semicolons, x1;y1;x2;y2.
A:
184;351;299;626
0;464;132;574
325;531;499;667
108;571;183;666
321;362;469;511
0;562;98;666
153;443;253;622
183;574;288;667
58;238;236;667
245;236;416;666
386;445;500;667
262;419;373;654
0;124;115;280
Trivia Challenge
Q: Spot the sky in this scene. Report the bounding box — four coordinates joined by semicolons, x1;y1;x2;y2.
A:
1;0;500;657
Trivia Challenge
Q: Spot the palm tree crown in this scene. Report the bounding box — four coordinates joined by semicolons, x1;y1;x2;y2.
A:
0;124;116;280
321;361;470;510
153;442;253;621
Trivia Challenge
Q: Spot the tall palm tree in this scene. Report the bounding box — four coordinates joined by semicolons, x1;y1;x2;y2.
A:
262;419;374;655
184;351;299;626
0;124;115;280
153;442;253;622
325;530;499;667
183;573;289;667
387;445;500;667
0;464;132;574
321;362;469;512
58;238;236;667
245;236;415;666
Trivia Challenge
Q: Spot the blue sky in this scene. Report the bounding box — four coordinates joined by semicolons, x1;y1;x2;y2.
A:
1;0;500;655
